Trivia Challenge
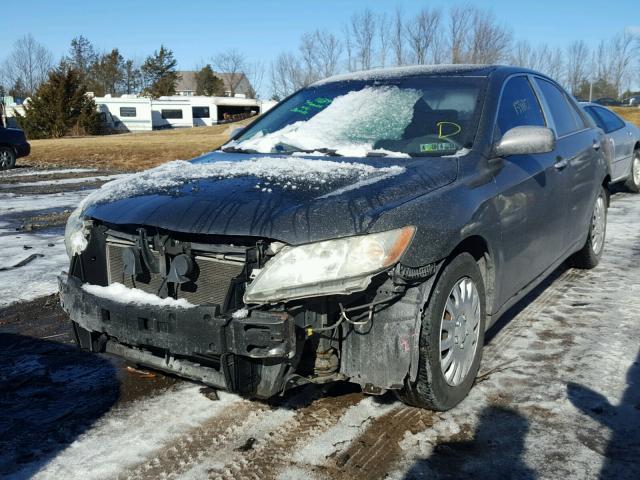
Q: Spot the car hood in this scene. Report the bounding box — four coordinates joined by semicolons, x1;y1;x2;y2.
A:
84;151;458;244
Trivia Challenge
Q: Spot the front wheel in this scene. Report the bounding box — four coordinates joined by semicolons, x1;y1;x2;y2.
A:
396;253;486;410
570;186;607;269
625;149;640;193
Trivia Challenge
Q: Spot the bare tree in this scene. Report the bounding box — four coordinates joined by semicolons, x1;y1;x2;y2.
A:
510;39;535;68
377;13;391;67
213;50;248;96
2;34;52;97
346;8;376;70
406;8;441;64
448;5;472;63
565;40;590;95
270;52;307;100
468;9;512;64
391;7;405;66
315;30;343;77
608;31;637;95
245;60;266;98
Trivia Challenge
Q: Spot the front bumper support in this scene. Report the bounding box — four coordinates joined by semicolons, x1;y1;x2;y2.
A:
59;275;296;397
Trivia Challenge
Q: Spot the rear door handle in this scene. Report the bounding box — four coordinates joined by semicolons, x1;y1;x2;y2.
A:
554;157;568;170
592;140;600;150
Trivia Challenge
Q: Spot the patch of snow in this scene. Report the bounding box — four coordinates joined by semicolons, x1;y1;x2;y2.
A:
82;282;195;309
312;64;491;86
0;174;128;189
0;229;68;307
30;386;243;480
0;190;92;217
79;157;405;210
230;86;421;157
232;308;249;318
0;168;97;178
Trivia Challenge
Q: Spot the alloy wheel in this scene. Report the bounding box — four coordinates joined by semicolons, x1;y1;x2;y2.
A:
439;277;481;386
591;194;606;255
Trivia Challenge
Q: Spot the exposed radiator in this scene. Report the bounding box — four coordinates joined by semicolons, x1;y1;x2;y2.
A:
106;241;244;306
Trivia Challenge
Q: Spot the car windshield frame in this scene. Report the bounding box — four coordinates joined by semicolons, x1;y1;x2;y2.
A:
230;75;488;158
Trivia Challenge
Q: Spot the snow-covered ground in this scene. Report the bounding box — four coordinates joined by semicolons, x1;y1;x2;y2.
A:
0;170;117;307
1;168;639;480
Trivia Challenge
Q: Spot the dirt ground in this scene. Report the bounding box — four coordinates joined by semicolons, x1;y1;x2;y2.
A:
19;118;252;172
1;168;639;480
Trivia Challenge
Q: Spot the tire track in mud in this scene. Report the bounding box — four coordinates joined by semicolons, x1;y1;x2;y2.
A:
320;406;436;480
122;399;266;480
208;390;365;480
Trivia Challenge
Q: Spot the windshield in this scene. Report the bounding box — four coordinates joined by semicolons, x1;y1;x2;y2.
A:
228;76;486;158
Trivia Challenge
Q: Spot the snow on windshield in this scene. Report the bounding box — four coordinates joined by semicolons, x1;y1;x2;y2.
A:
229;86;421;157
79;157;405;210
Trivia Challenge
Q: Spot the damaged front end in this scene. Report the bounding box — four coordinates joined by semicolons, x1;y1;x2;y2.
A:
59;221;439;399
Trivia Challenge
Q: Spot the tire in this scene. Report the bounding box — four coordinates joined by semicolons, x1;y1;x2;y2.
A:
396;252;486;411
0;146;16;170
570;186;607;269
624;149;640;193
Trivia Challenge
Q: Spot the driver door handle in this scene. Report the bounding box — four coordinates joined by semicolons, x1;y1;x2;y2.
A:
592;140;600;150
554;157;568;170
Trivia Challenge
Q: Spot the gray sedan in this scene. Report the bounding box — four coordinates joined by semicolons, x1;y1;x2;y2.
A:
581;102;640;192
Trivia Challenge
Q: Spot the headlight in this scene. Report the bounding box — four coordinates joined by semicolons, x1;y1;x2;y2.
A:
64;208;91;258
244;226;415;304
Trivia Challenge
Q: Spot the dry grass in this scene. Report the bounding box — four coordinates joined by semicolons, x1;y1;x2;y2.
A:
20;118;253;172
612;107;640;127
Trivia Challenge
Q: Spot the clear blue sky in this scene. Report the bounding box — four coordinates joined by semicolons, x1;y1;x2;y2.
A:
1;0;638;75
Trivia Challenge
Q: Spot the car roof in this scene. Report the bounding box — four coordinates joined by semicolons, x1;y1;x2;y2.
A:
311;64;539;86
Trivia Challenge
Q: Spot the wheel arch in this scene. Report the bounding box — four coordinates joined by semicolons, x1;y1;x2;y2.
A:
447;235;496;318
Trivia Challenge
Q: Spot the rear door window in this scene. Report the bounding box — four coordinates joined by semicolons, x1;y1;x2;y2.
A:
534;78;581;137
496;76;546;137
584;107;606;130
592;106;625;133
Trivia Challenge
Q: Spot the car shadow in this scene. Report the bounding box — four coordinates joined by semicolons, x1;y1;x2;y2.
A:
401;405;535;479
567;350;640;479
0;332;120;479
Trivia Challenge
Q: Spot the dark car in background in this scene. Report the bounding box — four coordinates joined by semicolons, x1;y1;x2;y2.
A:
59;65;609;410
593;97;622;107
0;127;30;170
582;102;640;192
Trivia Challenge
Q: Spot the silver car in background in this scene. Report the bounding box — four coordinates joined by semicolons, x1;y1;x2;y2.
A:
581;102;640;192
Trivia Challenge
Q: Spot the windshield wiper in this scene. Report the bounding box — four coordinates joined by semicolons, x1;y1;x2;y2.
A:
272;143;342;157
366;151;388;157
222;146;259;154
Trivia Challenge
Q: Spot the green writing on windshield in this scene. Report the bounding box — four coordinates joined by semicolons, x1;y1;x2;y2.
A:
291;97;333;115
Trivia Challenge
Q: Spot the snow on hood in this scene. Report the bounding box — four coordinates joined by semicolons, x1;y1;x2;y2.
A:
228;86;420;157
79;157;405;211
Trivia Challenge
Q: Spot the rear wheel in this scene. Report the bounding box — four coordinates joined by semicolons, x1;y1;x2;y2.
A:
571;186;607;269
0;146;16;170
396;253;486;410
624;149;640;193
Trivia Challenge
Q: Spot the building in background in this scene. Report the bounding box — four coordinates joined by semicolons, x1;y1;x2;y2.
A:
95;94;277;132
175;71;254;98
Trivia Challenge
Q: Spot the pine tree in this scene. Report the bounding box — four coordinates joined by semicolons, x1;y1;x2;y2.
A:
17;62;102;139
122;59;142;95
67;36;97;79
195;65;225;96
92;49;125;96
141;45;180;98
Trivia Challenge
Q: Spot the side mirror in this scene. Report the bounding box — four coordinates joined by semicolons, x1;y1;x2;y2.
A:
493;126;556;157
228;126;244;140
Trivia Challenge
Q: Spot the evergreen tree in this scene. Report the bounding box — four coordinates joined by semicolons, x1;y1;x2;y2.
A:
122;59;142;95
141;45;180;98
16;62;102;139
67;35;97;79
195;65;224;96
93;49;125;95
